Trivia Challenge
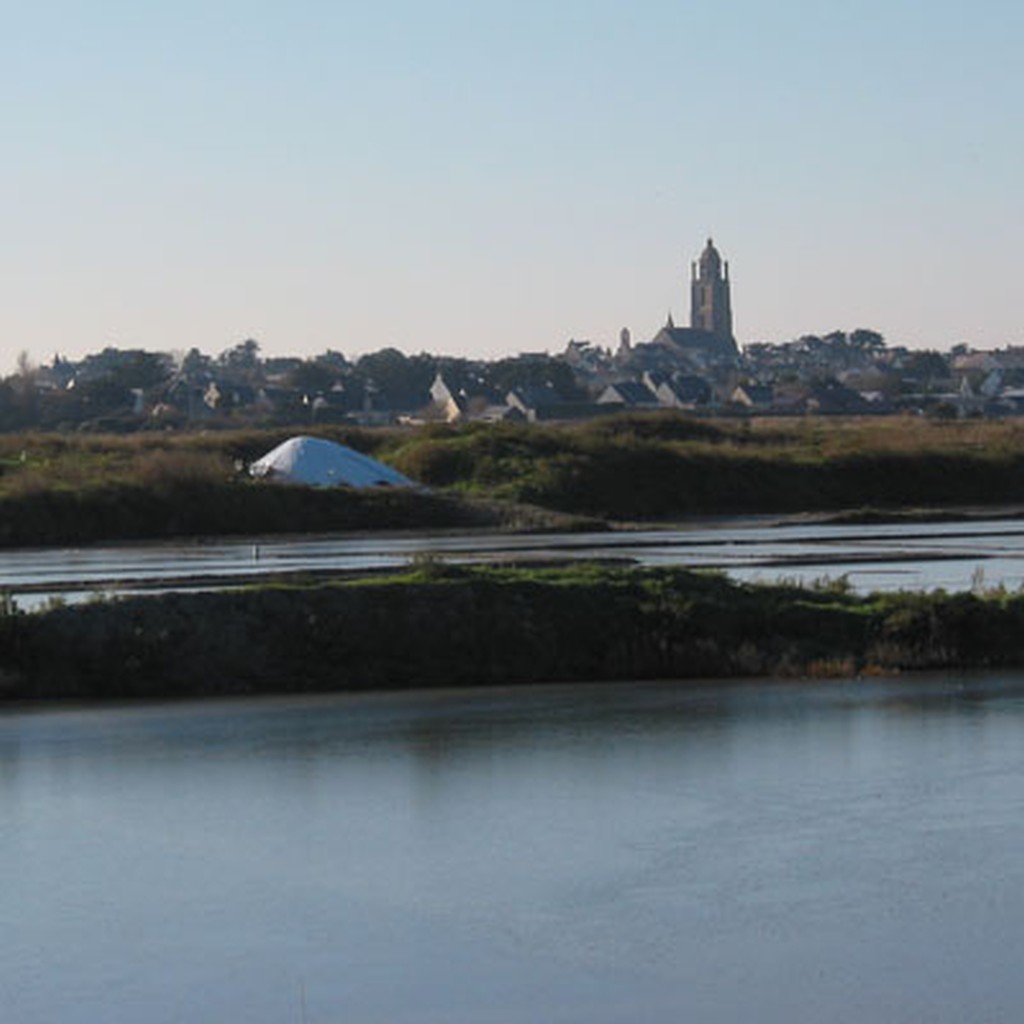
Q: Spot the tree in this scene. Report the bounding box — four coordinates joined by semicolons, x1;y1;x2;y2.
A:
849;329;885;353
353;349;436;410
0;355;39;429
485;355;584;400
181;347;211;378
903;350;950;392
219;338;262;375
110;350;172;391
318;350;350;370
286;358;341;395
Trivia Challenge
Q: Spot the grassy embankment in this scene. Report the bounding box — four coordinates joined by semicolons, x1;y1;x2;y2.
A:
384;415;1024;519
1;563;1021;701
0;429;585;545
1;415;1024;545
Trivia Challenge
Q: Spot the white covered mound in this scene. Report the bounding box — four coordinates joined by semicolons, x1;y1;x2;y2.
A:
249;436;414;488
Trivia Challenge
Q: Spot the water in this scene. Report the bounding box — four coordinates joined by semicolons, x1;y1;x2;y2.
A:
4;675;1024;1022
5;515;1024;608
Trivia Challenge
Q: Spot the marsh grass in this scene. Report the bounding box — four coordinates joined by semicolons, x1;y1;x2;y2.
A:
129;449;234;490
0;414;1023;543
386;414;1024;517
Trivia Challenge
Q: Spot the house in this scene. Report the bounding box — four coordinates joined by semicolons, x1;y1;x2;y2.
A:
597;381;660;408
803;381;874;415
505;384;564;421
502;385;604;422
731;383;774;410
641;371;712;409
428;372;467;422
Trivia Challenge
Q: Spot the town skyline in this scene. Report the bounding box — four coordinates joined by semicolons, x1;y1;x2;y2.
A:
3;2;1021;370
3;231;1017;377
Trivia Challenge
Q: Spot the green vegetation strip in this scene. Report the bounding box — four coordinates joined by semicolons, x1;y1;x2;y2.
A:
1;564;1020;701
3;415;1024;545
386;417;1024;518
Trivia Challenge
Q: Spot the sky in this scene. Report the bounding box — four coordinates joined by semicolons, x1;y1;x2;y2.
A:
2;0;1022;371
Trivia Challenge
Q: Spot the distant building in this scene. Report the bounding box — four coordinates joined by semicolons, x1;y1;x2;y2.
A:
640;239;740;372
731;382;774;410
597;380;659;408
642;370;712;409
648;317;739;371
691;238;734;345
428;372;465;422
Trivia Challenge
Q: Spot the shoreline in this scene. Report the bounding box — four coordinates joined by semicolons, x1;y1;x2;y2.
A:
3;563;1024;704
3;504;1024;609
3;498;1024;552
7;668;1023;718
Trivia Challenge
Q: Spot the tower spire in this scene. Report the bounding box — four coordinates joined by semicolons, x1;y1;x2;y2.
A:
690;237;733;343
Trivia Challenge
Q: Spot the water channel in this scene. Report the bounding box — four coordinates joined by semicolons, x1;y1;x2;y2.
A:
4;674;1024;1023
4;515;1024;608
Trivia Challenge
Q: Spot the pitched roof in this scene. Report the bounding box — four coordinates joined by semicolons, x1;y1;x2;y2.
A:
651;326;739;364
599;381;659;406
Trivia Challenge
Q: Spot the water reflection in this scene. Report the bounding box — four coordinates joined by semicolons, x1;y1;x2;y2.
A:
3;673;1022;770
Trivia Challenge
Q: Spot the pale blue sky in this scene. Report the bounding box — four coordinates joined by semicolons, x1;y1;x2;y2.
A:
2;0;1021;369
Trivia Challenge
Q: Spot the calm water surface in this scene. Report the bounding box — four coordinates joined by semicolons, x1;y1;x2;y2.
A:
4;675;1024;1023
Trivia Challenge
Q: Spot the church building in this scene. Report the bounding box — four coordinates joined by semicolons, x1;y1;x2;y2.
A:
646;238;739;370
690;237;733;344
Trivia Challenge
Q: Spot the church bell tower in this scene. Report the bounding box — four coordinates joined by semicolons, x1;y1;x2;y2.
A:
690;238;733;343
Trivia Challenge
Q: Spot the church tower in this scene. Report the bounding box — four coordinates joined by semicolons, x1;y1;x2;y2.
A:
690;238;733;344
